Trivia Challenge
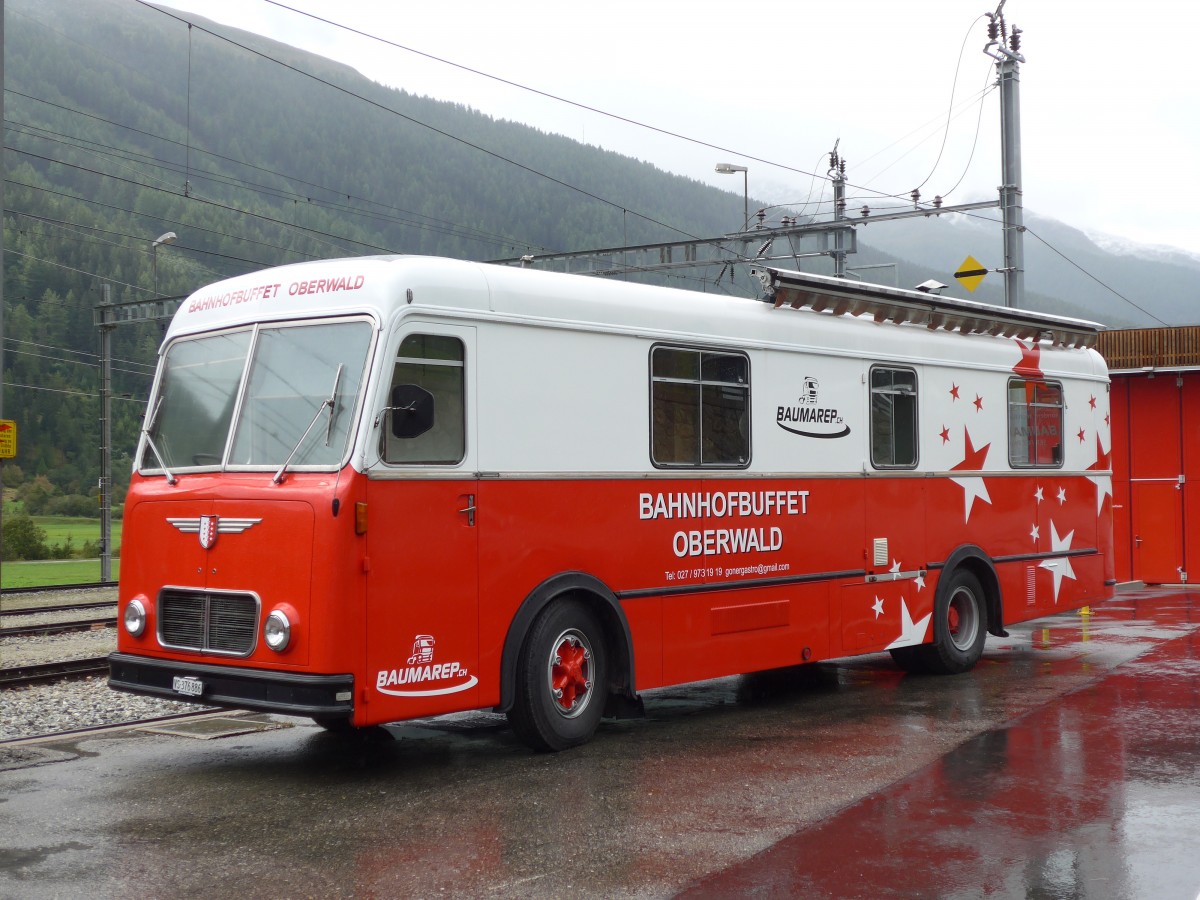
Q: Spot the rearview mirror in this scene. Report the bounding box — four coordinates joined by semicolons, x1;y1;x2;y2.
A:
389;384;434;438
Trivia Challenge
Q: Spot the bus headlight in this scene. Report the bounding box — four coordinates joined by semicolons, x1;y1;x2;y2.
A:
123;598;147;637
264;610;291;652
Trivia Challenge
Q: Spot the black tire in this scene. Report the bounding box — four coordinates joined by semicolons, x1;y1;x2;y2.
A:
914;568;988;675
507;598;607;752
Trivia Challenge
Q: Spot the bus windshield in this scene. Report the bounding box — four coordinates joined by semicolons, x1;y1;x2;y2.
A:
140;319;373;473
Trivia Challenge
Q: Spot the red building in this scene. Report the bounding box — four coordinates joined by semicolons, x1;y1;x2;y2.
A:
1100;327;1200;584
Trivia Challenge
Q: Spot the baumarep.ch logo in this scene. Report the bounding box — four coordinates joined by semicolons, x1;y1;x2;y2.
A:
776;376;850;439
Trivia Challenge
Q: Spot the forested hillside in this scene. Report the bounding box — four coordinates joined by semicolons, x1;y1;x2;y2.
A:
2;0;766;516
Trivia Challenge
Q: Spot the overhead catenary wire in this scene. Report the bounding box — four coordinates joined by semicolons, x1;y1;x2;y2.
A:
7;4;1166;325
134;0;724;254
5;93;551;255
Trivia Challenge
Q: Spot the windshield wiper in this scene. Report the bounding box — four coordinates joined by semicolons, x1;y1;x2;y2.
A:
140;396;177;485
324;363;345;447
273;364;344;485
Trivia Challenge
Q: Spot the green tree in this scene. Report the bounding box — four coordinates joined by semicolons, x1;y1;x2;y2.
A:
2;513;49;561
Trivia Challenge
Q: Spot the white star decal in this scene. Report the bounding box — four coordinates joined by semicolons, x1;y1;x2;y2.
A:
1039;521;1077;603
886;598;932;649
1030;523;1040;542
1086;472;1113;515
950;475;992;523
1057;487;1067;505
889;559;902;577
872;596;885;619
915;574;926;592
1034;486;1044;504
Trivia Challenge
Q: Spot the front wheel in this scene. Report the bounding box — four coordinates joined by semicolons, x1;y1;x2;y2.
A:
507;598;607;752
915;568;988;675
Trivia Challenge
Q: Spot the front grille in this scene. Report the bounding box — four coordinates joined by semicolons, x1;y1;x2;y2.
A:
158;589;259;656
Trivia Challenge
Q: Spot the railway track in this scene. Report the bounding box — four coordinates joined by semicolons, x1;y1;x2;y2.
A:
1;616;117;638
1;656;110;688
1;581;117;596
1;600;118;618
0;709;227;747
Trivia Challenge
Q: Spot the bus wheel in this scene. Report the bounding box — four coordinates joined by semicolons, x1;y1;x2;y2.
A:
508;599;607;752
919;568;987;675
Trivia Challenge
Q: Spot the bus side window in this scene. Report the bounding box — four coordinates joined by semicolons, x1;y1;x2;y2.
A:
650;345;750;468
870;366;918;468
1007;377;1063;468
382;334;465;464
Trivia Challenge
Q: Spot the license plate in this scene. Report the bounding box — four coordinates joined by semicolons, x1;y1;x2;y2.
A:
172;675;204;697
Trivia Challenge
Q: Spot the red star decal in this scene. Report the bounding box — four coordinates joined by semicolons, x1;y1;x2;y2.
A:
1013;339;1044;379
1105;412;1111;428
949;383;960;401
1077;426;1086;443
1088;395;1097;410
951;428;991;471
973;394;984;412
939;425;950;444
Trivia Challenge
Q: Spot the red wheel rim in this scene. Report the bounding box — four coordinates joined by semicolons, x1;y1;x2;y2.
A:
547;629;593;719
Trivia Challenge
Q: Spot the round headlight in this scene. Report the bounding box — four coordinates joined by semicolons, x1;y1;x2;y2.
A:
264;610;291;652
123;598;147;637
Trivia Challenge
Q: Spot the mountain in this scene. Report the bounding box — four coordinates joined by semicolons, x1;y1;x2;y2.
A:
2;0;1196;515
849;209;1200;327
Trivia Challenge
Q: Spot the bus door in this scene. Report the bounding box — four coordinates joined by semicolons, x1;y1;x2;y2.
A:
365;326;480;719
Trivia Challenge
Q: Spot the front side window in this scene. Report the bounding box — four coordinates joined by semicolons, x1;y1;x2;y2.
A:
381;334;465;464
651;346;749;467
1009;378;1063;467
141;319;372;472
870;367;918;468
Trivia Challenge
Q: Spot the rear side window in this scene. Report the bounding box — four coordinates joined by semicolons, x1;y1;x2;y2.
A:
870;367;918;468
1008;378;1063;467
651;346;749;467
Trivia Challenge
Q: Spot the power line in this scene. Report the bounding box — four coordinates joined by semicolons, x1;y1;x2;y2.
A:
136;1;718;248
7;112;550;254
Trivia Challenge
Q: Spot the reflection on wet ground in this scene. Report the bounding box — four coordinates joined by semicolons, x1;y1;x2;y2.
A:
683;589;1200;899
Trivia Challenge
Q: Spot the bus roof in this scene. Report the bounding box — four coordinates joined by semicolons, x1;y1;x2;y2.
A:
165;255;1104;361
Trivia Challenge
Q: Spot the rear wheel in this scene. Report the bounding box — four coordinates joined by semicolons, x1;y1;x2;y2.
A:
508;598;607;752
916;569;987;675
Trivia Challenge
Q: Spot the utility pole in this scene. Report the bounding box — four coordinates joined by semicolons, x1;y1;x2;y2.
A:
99;285;113;582
986;3;1025;309
829;144;848;278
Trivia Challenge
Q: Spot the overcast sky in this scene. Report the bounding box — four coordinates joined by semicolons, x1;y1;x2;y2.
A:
155;0;1200;257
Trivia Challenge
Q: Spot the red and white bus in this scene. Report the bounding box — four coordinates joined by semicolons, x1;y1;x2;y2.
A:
109;256;1114;750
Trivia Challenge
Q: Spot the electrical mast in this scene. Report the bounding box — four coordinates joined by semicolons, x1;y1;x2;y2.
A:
985;3;1025;309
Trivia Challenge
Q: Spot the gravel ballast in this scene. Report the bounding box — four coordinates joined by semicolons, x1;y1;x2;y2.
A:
1;588;216;741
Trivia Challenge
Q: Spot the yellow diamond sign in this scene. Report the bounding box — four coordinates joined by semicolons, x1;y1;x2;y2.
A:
954;255;988;293
0;420;16;460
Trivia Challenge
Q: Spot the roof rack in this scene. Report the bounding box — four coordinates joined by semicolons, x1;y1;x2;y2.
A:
750;267;1102;350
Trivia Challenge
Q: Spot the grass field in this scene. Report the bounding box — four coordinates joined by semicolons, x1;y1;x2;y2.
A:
2;558;120;589
1;516;121;589
33;516;121;552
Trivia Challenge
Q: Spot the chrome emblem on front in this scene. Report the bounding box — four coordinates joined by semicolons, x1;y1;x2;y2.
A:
167;516;262;550
199;515;217;550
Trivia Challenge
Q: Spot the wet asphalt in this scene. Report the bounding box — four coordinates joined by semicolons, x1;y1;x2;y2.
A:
1;586;1197;899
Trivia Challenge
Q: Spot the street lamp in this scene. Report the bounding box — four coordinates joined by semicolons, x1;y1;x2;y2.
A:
152;231;177;296
715;163;749;230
